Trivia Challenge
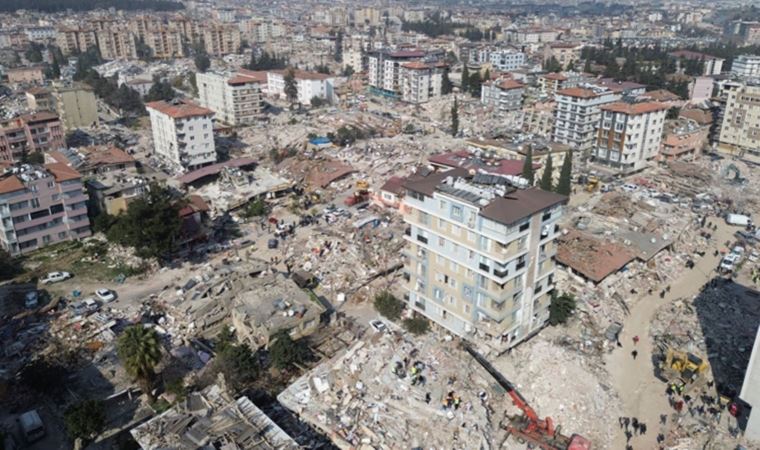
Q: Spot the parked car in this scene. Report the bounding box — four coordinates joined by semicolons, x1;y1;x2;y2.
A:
25;291;39;309
19;410;45;443
70;298;100;316
95;288;116;303
41;271;71;284
369;319;388;333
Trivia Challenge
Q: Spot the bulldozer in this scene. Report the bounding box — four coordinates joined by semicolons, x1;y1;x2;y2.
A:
585;176;600;193
657;347;710;394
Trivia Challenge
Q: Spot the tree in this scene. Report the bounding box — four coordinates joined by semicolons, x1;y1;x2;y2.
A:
49;58;61;79
543;56;562;73
268;330;308;370
343;65;354;77
539;153;554;191
214;341;258;392
555;150;573;196
215;325;236;352
243;198;268;217
583;59;592;73
483;68;491;82
566;60;576;72
461;65;469;92
666;107;680;119
145;78;175;101
450;97;459;137
284;67;298;105
549;292;576;326
403;316;430;335
194;52;210;73
334;30;343;62
468;71;482;98
117;325;162;400
521;146;535;185
442;69;453;94
105;184;182;258
64;400;105;443
373;291;403;321
136;37;153;61
0;250;22;281
25;45;43;63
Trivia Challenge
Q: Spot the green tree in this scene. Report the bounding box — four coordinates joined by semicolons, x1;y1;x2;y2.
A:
521;146;535;185
468;71;482;98
539;153;554;191
402;316;429;335
49;58;61;79
583;59;592;73
343;65;354;77
145;78;175;101
373;291;403;321
106;184;182;258
555;150;573;196
268;329;309;370
214;341;258;392
450;97;459;137
194;52;210;73
566;60;576;72
442;69;453;94
461;65;469;92
64;400;105;443
284;67;298;105
215;325;236;352
117;325;162;400
549;292;576;326
544;56;562;73
334;30;343;62
136;37;153;61
243;198;268;217
483;68;490;82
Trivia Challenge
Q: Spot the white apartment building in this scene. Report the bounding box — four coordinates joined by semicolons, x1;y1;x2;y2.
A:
592;101;668;173
344;49;363;73
553;86;620;153
718;82;760;155
400;62;444;104
146;100;216;173
197;71;264;125
481;78;525;112
402;169;566;352
732;54;760;78
25;26;56;42
266;70;335;106
367;49;427;95
486;48;526;72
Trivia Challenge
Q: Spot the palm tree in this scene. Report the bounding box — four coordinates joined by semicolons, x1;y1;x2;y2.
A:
117;325;162;400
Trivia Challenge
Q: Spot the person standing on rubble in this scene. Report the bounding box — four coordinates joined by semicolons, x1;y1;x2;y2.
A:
633;336;639;345
631;350;638;359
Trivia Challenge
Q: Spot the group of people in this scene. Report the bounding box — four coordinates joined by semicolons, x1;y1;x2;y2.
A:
618;416;649;448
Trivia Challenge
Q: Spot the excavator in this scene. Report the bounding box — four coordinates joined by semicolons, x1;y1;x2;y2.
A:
464;344;592;450
656;346;710;394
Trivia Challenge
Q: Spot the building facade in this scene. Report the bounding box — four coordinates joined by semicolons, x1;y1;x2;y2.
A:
52;84;99;130
399;62;444;104
401;169;566;351
732;55;760;78
146;100;216;173
718;83;760;155
487;48;526;72
481;78;525;112
593;101;668;172
6;66;44;86
144;28;184;59
0;112;65;163
266;70;334;106
203;23;242;57
367;49;427;96
196;71;264;125
96;28;138;60
56;27;97;55
0;163;91;255
553;86;620;153
660;118;709;161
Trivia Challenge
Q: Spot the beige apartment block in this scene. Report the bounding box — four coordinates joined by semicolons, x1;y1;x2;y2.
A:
144;27;185;59
56;27;97;55
203;24;241;57
196;70;264;126
401;168;566;352
718;83;760;155
96;28;138;60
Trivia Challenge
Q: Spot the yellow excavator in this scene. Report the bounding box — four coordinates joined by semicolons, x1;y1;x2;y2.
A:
657;347;710;394
585;176;600;193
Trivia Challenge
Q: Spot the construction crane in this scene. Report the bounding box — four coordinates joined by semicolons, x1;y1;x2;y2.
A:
463;344;592;450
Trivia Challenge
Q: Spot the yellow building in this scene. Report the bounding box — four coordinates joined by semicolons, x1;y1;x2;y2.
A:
52;83;99;130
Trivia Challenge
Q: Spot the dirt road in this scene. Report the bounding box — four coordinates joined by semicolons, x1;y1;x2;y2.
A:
606;217;735;449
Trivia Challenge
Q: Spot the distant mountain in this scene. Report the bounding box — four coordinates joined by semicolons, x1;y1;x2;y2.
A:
1;0;183;13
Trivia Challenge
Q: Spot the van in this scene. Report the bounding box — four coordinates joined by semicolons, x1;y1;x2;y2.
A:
19;410;45;443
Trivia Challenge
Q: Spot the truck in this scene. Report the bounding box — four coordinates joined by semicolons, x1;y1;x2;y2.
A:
726;214;751;227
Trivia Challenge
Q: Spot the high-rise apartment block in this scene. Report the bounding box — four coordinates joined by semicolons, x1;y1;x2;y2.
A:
0;112;65;163
592;101;668;172
718;82;760;154
401;169;566;351
0;163;91;255
553;86;620;153
732;55;760;78
56;27;97;55
196;71;264;125
144;28;185;59
400;62;445;104
481;78;525;112
203;24;242;57
96;28;138;60
146;100;216;173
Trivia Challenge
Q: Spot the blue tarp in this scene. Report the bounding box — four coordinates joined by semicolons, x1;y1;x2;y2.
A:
309;136;331;145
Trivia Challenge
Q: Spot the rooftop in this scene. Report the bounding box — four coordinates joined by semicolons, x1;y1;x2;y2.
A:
131;382;299;450
556;87;601;99
428;150;536;177
601;101;669;115
0;163;82;194
146;99;214;119
556;230;636;283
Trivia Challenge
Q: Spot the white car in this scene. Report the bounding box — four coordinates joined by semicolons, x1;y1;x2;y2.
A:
621;183;639;192
70;298;100;317
41;271;71;284
369;319;388;333
95;288;116;303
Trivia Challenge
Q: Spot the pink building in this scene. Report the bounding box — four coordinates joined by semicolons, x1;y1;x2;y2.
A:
0;163;91;255
0;112;65;163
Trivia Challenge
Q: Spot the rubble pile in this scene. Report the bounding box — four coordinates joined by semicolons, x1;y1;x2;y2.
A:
278;333;511;449
495;332;622;445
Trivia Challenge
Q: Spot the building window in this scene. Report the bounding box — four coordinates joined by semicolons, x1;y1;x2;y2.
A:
451;205;463;220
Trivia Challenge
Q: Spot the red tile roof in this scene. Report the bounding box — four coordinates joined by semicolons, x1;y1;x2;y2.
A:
236;69;269;83
146;100;214;119
497;79;524;90
401;61;435;70
556;87;599;98
601;101;668;115
543;72;567;81
45;163;82;182
556;230;637;283
177;157;257;185
0;175;24;194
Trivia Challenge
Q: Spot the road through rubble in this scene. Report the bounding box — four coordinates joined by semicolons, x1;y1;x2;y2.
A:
605;217;735;449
